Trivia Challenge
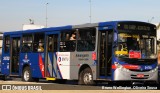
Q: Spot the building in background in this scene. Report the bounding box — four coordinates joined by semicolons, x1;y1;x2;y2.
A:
23;24;45;30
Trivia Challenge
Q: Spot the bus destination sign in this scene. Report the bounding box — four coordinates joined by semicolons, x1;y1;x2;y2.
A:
123;24;150;31
117;22;156;31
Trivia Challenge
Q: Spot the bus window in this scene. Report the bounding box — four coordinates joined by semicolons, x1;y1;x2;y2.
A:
115;33;156;59
4;36;10;53
33;33;44;52
77;28;96;51
21;34;32;52
60;31;76;52
48;35;58;52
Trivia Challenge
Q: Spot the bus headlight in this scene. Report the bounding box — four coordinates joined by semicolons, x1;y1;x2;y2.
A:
114;62;129;72
150;66;158;73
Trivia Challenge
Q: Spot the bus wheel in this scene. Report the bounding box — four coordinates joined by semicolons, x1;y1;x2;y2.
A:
79;68;94;85
22;67;33;82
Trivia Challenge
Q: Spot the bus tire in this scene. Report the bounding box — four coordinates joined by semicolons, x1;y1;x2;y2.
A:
78;67;94;85
22;67;33;82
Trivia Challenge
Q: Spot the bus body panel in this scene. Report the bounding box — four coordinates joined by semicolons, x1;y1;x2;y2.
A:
46;52;58;78
56;52;71;79
1;53;10;75
69;52;97;80
20;53;45;78
56;52;97;80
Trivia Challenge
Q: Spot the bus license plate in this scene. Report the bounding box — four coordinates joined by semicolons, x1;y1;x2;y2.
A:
137;74;144;78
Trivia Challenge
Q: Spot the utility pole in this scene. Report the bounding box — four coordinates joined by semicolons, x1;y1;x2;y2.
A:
89;0;92;23
148;17;154;23
46;3;49;27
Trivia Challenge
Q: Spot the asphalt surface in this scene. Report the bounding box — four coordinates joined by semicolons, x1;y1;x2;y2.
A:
0;77;159;90
0;78;101;90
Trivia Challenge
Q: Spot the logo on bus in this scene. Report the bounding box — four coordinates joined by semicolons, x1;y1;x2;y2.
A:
58;57;61;62
23;53;30;63
58;56;69;62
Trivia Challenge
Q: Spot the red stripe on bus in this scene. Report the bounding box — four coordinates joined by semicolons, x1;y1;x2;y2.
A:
39;54;45;78
123;65;140;69
112;64;140;70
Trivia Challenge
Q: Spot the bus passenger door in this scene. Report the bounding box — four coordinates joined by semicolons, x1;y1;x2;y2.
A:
45;34;58;78
10;37;21;75
98;30;113;77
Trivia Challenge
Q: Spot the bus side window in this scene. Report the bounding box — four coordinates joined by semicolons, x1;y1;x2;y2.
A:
48;35;58;52
77;28;96;51
21;34;32;52
60;31;76;52
33;33;44;52
4;36;10;53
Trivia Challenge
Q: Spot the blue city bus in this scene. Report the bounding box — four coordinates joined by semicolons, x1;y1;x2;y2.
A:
1;21;158;85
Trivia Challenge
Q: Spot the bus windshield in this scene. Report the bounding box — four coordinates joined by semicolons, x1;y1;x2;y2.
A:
115;32;157;59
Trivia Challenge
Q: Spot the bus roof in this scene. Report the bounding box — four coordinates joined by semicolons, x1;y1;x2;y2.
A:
3;21;155;35
4;25;72;35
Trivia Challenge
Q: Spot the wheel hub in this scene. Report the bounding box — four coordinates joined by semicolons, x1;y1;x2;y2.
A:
24;70;29;81
83;73;92;84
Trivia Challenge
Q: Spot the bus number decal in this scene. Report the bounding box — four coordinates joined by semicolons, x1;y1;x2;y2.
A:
145;66;152;70
3;56;10;61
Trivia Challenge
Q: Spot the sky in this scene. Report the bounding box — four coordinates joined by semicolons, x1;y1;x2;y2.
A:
0;0;160;32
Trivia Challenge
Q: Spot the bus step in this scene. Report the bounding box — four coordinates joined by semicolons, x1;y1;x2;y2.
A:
46;77;56;81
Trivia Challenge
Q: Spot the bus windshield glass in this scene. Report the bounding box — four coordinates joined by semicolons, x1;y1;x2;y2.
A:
115;32;156;59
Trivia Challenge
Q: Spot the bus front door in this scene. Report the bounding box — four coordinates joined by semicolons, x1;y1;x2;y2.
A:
10;37;20;75
45;34;58;78
98;30;113;77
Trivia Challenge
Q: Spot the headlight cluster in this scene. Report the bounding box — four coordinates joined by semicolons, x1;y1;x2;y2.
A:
149;66;158;73
114;62;129;72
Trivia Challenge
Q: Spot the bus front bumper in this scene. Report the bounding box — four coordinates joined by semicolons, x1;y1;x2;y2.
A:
114;68;158;81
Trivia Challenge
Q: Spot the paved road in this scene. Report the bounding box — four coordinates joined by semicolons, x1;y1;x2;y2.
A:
0;78;101;90
0;77;159;90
